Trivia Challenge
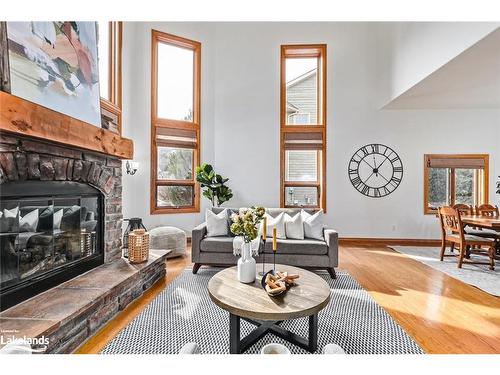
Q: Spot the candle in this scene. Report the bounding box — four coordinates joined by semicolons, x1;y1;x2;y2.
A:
272;227;277;252
262;216;267;239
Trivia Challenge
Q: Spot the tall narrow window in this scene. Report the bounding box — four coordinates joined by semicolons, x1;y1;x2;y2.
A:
281;45;327;210
97;21;122;134
424;154;489;214
151;30;201;214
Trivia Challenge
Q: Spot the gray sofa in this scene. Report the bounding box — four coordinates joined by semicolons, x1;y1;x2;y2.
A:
191;207;338;278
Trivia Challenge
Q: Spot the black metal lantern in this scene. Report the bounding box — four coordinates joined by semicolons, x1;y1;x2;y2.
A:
122;218;147;258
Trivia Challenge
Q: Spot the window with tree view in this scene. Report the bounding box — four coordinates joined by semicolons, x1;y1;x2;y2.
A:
281;45;327;210
424;155;489;214
151;31;201;213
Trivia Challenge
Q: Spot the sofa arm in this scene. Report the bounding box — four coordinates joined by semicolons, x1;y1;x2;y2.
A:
323;228;339;267
191;222;207;263
323;228;338;247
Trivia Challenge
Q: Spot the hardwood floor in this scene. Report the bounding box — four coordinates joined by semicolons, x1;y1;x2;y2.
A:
76;245;500;354
342;245;500;354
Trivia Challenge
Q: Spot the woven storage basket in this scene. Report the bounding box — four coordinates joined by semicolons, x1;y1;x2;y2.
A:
128;229;150;263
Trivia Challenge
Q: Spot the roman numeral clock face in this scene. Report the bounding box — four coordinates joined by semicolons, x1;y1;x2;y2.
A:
348;144;403;198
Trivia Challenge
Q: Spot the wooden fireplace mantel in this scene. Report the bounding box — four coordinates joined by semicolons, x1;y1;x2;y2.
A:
0;91;134;159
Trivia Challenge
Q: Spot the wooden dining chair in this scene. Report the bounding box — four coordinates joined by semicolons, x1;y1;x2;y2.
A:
450;204;474;253
438;206;495;270
475;204;500;217
470;204;500;244
452;204;473;216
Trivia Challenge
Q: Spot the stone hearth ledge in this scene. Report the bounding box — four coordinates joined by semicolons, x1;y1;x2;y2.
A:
0;249;169;354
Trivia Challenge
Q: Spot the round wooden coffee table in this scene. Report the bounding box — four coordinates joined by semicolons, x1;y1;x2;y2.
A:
208;264;331;354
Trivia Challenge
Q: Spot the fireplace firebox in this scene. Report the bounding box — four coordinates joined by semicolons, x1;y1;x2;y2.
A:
0;180;104;310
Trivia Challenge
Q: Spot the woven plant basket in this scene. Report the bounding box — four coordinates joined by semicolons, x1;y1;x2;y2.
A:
128;229;150;264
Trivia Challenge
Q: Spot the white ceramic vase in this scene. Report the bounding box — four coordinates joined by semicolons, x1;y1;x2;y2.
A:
237;241;256;283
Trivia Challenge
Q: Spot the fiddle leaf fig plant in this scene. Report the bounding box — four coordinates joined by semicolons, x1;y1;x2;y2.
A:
195;163;234;207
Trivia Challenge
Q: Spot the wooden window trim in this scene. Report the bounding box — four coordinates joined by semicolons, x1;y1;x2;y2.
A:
99;22;122;134
423;154;489;215
150;30;201;215
280;44;327;212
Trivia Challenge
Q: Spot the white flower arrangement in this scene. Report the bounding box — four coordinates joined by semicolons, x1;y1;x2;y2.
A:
230;206;265;243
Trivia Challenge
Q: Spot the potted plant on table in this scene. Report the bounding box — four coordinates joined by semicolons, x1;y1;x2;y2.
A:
230;206;265;283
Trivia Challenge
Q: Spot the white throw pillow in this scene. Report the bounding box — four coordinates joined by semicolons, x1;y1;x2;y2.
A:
19;209;39;233
284;213;304;240
53;209;63;230
3;207;19;218
301;210;324;240
206;209;229;237
262;212;286;239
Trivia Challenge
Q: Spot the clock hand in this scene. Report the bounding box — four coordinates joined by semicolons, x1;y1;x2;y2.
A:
378;172;390;184
361;157;376;170
373;156;378;176
377;156;389;169
365;172;375;184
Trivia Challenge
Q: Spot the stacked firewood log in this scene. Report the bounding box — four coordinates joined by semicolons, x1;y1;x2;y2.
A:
264;271;299;295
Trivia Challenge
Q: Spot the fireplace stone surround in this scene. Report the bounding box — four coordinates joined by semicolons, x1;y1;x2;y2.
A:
0;133;123;264
0;134;167;353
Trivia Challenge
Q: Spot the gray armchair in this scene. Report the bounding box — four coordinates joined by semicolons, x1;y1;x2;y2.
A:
191;207;338;278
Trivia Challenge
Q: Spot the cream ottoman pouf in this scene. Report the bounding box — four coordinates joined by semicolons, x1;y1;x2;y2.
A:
149;226;186;258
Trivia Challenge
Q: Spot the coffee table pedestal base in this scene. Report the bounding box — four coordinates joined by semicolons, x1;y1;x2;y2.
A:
229;313;318;354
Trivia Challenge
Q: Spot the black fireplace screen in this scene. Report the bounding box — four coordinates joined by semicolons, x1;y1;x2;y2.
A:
0;181;104;310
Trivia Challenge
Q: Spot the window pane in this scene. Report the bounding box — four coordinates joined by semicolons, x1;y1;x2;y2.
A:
97;22;109;100
428;168;450;209
157;43;194;121
455;169;475;205
285;187;318;206
285;58;318;125
285;150;318;181
157;186;194;207
157;147;193;180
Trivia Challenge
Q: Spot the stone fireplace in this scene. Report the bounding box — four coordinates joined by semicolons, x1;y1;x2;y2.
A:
0;92;162;353
0;134;123;309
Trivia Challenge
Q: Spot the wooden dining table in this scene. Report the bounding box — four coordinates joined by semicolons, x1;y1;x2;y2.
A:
460;215;500;231
461;214;500;258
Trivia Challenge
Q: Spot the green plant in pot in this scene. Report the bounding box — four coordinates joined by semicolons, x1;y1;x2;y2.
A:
195;163;233;207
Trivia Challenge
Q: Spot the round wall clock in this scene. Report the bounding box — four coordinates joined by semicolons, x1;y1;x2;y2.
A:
348;143;403;198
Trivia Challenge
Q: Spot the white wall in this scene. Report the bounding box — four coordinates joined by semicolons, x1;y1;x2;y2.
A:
122;22;500;239
385;22;499;102
121;22;215;231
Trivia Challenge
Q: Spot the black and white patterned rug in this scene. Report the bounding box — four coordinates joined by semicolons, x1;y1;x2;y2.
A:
101;268;423;354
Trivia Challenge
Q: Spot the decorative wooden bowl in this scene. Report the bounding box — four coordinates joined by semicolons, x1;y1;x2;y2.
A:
261;270;300;297
261;270;286;297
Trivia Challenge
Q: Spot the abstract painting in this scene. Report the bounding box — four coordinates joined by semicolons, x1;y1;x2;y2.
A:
6;22;101;127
